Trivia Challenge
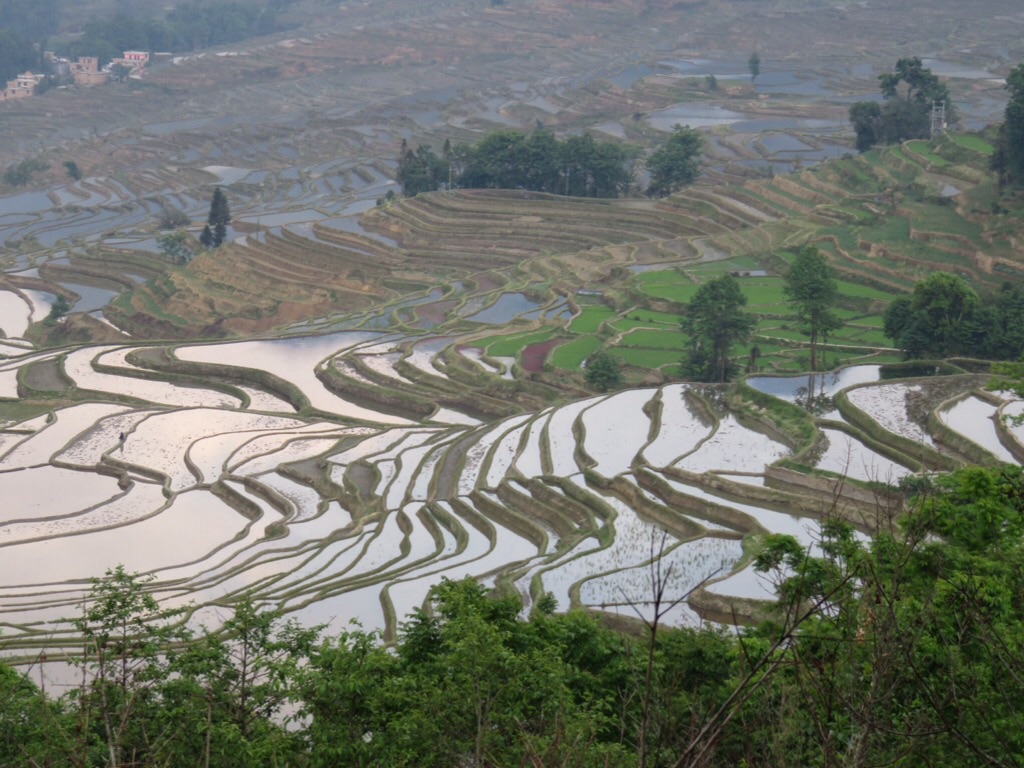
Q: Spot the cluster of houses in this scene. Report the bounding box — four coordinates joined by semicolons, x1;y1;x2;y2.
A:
0;50;151;104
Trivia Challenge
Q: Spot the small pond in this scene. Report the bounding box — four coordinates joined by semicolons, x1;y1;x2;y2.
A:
465;293;544;324
747;365;882;402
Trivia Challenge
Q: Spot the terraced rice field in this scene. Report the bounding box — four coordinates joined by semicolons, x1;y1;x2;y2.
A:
0;314;1018;658
0;0;1020;659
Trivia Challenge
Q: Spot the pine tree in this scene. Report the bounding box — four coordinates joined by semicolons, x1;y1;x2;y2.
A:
199;225;214;249
207;187;230;247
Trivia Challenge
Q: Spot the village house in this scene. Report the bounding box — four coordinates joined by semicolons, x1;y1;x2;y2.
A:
121;51;150;66
2;49;150;106
70;56;108;86
0;71;45;103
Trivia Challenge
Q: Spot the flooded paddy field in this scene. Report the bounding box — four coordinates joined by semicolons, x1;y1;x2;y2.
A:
0;320;1016;654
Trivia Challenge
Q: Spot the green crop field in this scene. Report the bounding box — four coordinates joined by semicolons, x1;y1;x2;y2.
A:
609;346;683;369
569;305;616;333
620;329;689;349
739;280;788;305
473;328;558;356
844;328;893;346
690;255;762;273
848;314;885;327
906;140;949;167
949;135;994;155
549;335;602;369
835;280;899;301
637;281;703;303
611;313;683;332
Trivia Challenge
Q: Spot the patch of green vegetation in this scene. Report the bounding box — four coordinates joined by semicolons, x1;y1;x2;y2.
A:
636;281;702;303
835;280;898;301
949;134;994;155
757;328;810;342
906;140;949;167
689;254;762;273
608;346;683;369
549;335;602;370
0;402;53;425
635;269;689;285
610;308;682;332
847;352;906;364
907;203;984;243
739;281;789;306
569;305;616;334
859;215;911;245
474;328;558;356
831;205;875;222
847;314;885;327
737;342;791;357
845;328;894;346
619;329;689;349
816;226;859;251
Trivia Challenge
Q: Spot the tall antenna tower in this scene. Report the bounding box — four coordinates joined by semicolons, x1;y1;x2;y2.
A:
930;100;947;139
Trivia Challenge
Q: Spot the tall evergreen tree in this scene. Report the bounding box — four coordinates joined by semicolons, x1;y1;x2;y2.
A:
199;224;214;249
207;187;230;247
1000;63;1024;186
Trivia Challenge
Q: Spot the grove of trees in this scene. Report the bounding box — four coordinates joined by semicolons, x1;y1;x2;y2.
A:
5;464;1024;766
0;0;57;80
397;126;704;199
398;128;640;199
56;0;297;64
202;187;231;248
848;57;952;152
884;273;1024;360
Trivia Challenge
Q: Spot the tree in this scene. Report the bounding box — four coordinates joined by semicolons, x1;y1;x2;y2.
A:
646;125;703;197
681;275;755;382
63;160;82;181
110;62;132;82
737;465;1024;768
2;158;48;187
783;246;843;371
748;51;760;83
199;224;214;249
46;294;71;324
996;63;1024;187
70;567;188;768
0;663;69;767
849;57;952;151
883;273;979;358
207;187;230;247
158;206;189;230
584;350;622;391
848;101;881;152
157;599;317;766
157;230;192;264
397;143;449;196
